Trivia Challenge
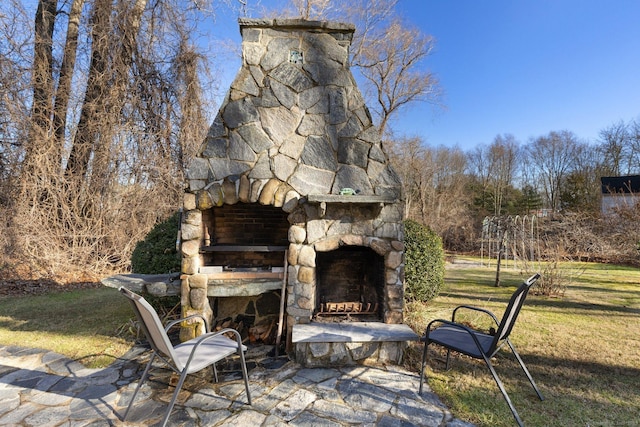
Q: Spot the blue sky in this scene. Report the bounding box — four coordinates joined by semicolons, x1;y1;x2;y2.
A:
393;0;640;149
208;0;640;151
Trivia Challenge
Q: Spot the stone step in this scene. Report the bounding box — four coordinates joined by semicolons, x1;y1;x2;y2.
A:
291;322;419;343
292;322;420;367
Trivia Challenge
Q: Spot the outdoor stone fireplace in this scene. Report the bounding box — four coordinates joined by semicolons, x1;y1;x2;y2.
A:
179;18;417;366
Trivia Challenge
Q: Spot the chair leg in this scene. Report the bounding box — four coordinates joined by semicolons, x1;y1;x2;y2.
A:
238;348;252;405
482;355;525;427
122;352;156;421
161;369;189;427
507;339;544;401
419;340;429;394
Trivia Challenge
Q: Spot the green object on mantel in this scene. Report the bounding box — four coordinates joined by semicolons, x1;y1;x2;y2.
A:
339;187;357;195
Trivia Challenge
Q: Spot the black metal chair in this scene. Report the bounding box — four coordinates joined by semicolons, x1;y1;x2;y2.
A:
119;287;251;427
419;273;544;427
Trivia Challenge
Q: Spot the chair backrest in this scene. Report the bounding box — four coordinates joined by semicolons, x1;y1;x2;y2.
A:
120;287;178;363
491;274;540;349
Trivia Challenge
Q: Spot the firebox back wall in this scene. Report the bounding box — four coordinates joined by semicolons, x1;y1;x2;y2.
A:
201;204;289;268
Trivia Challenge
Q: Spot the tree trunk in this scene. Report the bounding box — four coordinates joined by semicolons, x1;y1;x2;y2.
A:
52;0;84;171
65;0;112;183
23;0;57;178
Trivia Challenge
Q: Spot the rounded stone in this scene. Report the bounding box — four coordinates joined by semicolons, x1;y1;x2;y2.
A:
385;311;403;324
297;296;312;310
259;178;281;205
340;234;363;246
289;225;306;244
222;180;238;204
369;238;392;256
182;257;199;275
295;282;314;299
181;240;200;257
314;237;339;253
386;284;403;299
298;245;316;267
190;288;208;310
391;240;404;251
298;266;315;284
385;269;399;285
288;244;301;265
196;190;214;210
283;190;301;212
385;251;403;269
181;223;201;241
238;175;251;202
183;209;202;226
189;273;208;289
183;193;196;210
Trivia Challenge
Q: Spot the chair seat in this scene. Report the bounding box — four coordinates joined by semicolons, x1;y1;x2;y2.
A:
120;287;252;427
174;334;248;374
428;326;494;359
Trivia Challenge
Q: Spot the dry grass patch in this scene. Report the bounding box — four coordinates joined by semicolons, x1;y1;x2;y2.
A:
405;258;640;427
0;286;134;368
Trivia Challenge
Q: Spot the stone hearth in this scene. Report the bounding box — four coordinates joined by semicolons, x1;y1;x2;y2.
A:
292;323;418;367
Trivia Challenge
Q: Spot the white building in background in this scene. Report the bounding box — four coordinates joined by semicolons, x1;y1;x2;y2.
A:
601;175;640;215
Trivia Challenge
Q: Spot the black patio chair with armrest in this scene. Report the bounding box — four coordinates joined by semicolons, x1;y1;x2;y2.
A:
419;273;543;427
119;287;251;427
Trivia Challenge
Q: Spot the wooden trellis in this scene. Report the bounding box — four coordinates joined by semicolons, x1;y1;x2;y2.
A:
481;215;540;269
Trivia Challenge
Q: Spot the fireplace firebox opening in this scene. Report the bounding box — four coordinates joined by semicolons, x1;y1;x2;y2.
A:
201;203;289;270
315;246;385;321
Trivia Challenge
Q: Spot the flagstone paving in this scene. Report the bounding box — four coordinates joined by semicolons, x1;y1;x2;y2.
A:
0;345;474;426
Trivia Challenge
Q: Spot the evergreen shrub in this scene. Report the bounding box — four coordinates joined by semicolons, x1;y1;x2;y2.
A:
131;211;181;274
403;219;445;302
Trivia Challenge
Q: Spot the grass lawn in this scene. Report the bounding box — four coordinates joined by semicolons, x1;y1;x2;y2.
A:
0;286;134;368
1;261;639;426
404;258;640;427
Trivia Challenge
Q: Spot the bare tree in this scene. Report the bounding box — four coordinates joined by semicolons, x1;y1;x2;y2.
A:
388;136;471;247
355;18;440;135
0;1;32;196
387;136;425;219
467;134;520;216
488;135;519;216
525;130;581;213
598;121;630;176
289;0;333;18
65;0;149;192
466;144;491;213
598;119;640;176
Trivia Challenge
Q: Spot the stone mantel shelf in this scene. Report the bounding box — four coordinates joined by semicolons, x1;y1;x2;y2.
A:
307;195;398;217
307;194;398;204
